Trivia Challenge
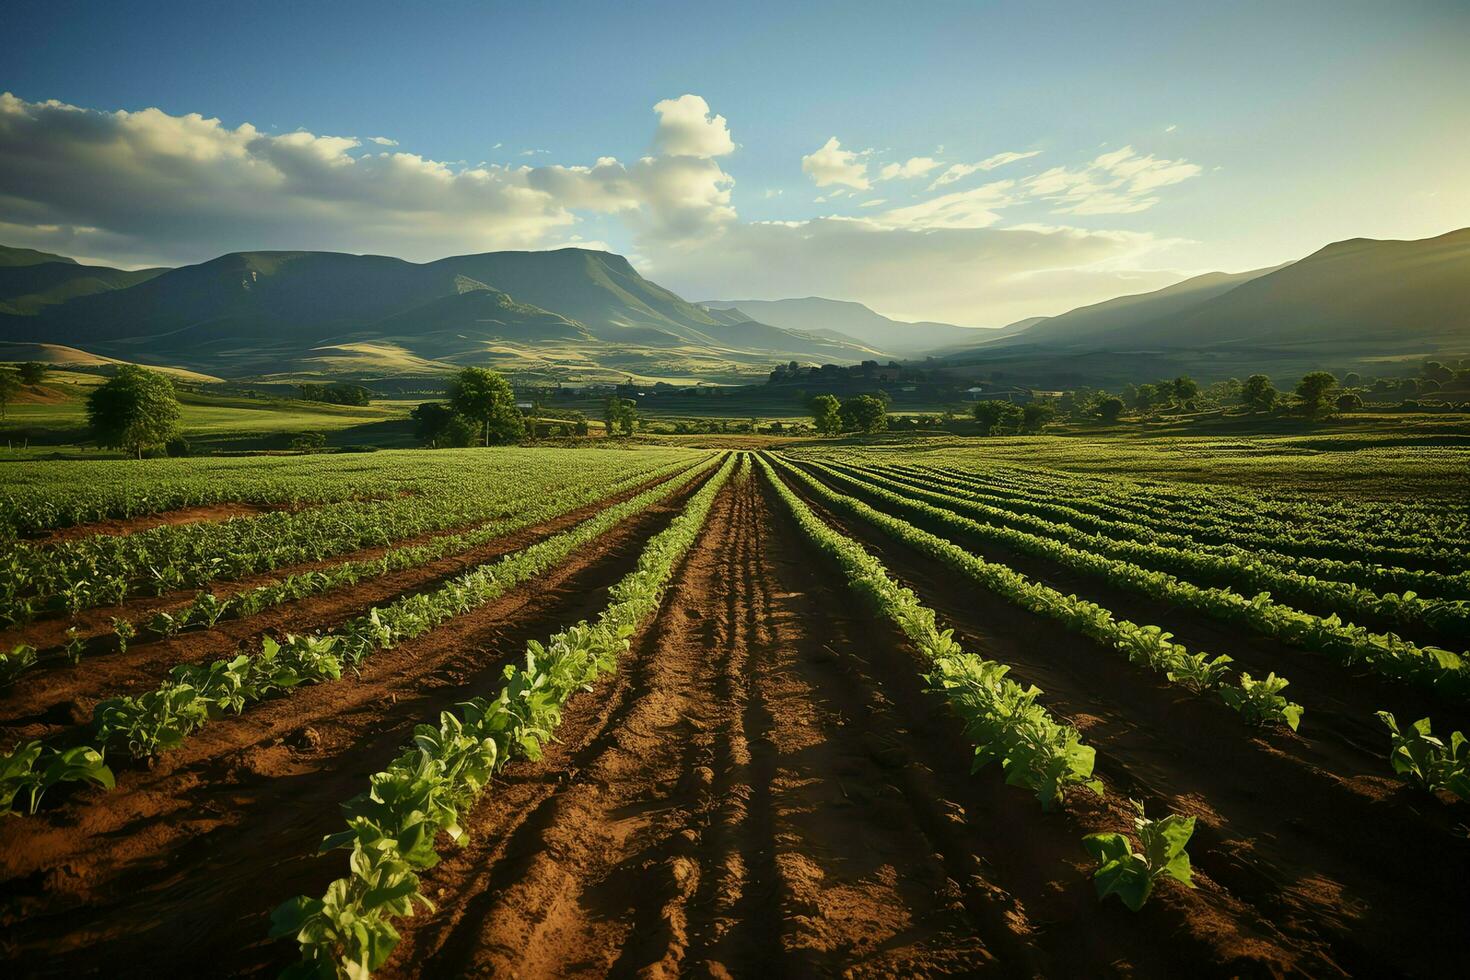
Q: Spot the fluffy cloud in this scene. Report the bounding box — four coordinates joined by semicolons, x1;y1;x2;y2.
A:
1024;145;1200;215
643;217;1177;326
801;137;870;189
652;94;735;158
878;156;941;181
928;150;1041;188
0;91;736;264
367;136;398;146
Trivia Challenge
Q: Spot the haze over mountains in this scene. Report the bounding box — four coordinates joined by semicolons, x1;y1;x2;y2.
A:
0;227;1466;384
698;297;992;353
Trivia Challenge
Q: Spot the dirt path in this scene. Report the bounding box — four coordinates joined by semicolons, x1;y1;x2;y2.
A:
0;474;713;978
780;461;1470;977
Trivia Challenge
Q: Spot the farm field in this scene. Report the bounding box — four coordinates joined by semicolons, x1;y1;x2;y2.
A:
1;440;1467;978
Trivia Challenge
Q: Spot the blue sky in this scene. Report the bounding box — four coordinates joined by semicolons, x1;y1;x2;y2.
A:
2;0;1467;324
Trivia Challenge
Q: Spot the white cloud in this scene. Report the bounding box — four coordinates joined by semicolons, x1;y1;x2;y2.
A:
1023;145;1200;214
928;150;1041;188
859;198;887;208
878;156;941;181
871;181;1015;230
652;94;735;158
0;91;737;264
368;136;398;146
801;137;870;189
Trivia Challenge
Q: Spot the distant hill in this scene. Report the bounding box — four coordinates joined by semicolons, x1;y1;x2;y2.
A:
0;246;880;381
0;246;166;316
940;228;1470;381
699;296;988;353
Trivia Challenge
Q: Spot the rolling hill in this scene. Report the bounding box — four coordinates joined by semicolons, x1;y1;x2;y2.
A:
699;296;989;352
0;246;881;382
940;228;1470;382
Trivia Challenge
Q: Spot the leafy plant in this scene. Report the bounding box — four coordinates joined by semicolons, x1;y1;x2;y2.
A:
1082;800;1197;910
1377;711;1470;801
1219;672;1303;730
0;741;115;816
1;645;38;686
112;616;137;652
1166;651;1235;693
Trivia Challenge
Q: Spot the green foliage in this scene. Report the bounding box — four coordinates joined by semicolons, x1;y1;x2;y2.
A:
603;397;638;437
809;393;842;435
0;740;114;816
0;644;38;685
1095;396;1125;422
1083;800;1196;911
1295;371;1339;418
1241;374;1278;412
409;402;476;448
1218;672;1303;730
1021;402;1055;432
973;400;1023;434
838;394;889;433
85;365;183;458
449;367;524;446
17;361;47;385
1377;711;1469;801
1336;392;1363;412
0;368;20;419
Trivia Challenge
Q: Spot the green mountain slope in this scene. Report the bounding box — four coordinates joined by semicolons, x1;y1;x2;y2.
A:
0;248;166;315
0;246;80;268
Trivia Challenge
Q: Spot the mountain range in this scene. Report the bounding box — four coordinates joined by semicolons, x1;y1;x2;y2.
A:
0;246;887;382
938;227;1470;383
698;297;996;353
1;227;1466;385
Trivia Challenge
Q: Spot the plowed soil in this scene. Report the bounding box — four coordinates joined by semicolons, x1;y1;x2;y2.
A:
2;460;1465;979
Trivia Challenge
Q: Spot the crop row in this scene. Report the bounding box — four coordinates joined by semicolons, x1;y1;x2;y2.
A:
268;453;742;978
4;456;701;677
845;463;1469;643
0;450;701;626
879;462;1470;600
923;454;1469;544
797;460;1469;697
769;456;1304;731
758;454;1104;808
909;461;1470;574
0;455;723;816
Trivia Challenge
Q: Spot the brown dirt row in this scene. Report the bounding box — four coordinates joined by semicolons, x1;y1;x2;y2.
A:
781;460;1470;977
24;501;288;545
363;469;1303;978
0;475;711;978
0;469;690;742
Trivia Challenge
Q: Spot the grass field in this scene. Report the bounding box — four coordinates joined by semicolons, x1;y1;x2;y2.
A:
0;436;1465;977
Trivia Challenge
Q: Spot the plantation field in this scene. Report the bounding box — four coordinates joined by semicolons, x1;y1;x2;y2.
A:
1;440;1466;977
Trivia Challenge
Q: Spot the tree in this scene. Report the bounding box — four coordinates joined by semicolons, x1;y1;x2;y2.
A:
1295;371;1338;419
1134;383;1161;411
1335;392;1363;412
1171;376;1199;404
17;362;47;386
1022;403;1055;432
1096;396;1125;422
1343;371;1361;387
810;394;842;435
603;397;638;437
1241;374;1278;412
85;365;182;458
973;399;1023;435
411;402;477;448
448;367;524;446
1120;383;1139;409
839;394;888;433
0;368;20;420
